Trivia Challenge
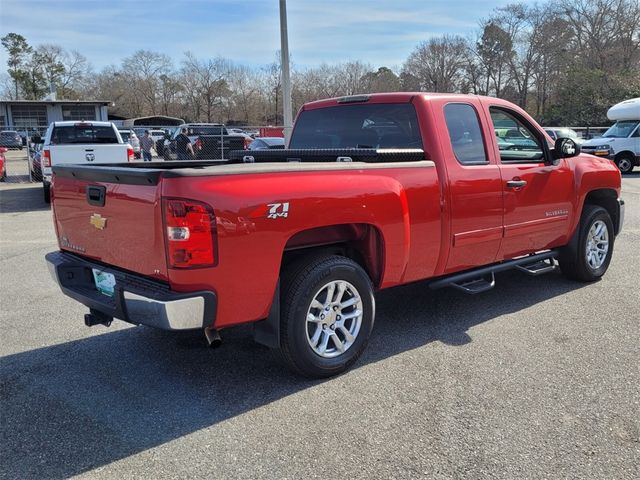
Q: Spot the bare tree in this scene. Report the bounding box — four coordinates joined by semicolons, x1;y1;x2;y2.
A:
181;52;230;122
122;50;173;115
403;35;469;92
262;54;282;124
227;64;261;124
59;50;93;99
562;0;640;71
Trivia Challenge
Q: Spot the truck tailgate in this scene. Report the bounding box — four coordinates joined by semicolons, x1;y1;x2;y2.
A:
50;144;129;165
52;174;168;281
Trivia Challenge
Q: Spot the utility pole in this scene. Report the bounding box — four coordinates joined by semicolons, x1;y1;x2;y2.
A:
279;0;293;145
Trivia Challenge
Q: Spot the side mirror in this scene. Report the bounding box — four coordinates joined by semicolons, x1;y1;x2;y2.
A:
553;137;580;161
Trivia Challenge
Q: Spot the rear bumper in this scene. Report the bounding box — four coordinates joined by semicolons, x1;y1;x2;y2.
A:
45;251;216;330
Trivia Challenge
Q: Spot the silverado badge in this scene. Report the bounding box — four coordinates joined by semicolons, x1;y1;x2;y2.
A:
90;213;107;230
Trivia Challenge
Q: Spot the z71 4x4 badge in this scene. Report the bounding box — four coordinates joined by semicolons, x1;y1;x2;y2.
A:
267;202;290;219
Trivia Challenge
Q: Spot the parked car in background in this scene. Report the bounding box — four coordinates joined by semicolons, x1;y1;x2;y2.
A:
150;129;169;156
495;135;515;150
193;134;246;160
581;98;640;173
118;129;141;159
40;121;133;203
164;123;250;160
495;127;539;148
248;137;285;150
29;142;43;180
544;128;584;145
0;131;23;150
0;147;7;181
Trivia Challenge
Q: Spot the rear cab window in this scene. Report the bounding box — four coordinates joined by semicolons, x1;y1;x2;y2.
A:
51;124;119;144
119;131;131;142
289;103;423;150
443;103;488;165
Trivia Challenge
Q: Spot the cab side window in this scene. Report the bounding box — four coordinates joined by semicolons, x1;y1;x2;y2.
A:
490;107;544;163
444;103;488;165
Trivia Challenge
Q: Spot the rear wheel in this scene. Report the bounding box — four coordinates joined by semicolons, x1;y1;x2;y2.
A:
615;153;634;173
559;205;614;282
279;255;375;378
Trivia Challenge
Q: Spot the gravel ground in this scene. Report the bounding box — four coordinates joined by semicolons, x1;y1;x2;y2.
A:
1;151;638;479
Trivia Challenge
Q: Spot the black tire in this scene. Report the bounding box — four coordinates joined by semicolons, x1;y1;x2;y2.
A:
279;255;375;378
0;170;6;182
559;205;614;282
615;153;634;174
43;182;51;204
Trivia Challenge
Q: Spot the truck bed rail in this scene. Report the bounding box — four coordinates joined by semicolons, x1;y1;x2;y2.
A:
228;148;425;163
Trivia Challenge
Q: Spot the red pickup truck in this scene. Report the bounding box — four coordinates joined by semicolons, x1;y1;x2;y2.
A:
46;93;624;377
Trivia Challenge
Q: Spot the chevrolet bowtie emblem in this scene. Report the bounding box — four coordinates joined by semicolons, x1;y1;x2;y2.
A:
90;213;107;230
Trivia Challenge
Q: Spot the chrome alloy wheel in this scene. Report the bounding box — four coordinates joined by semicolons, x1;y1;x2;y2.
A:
306;280;363;358
585;220;609;270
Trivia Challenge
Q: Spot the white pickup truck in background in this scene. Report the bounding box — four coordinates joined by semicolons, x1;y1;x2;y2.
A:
41;121;133;203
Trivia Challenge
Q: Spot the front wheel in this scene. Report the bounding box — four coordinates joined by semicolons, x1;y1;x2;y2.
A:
559;205;614;282
615;154;634;174
279;255;375;378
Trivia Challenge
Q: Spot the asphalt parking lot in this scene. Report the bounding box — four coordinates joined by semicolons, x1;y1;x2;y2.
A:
1;151;638;479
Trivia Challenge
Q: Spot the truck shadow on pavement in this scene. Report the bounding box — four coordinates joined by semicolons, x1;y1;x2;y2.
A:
0;270;587;479
0;184;49;213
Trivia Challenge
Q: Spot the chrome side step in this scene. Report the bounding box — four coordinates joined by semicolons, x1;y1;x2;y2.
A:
430;251;559;294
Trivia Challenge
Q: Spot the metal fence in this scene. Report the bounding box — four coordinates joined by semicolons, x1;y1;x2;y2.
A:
1;123;285;183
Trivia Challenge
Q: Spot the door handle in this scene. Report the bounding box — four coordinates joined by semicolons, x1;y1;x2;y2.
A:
506;180;527;189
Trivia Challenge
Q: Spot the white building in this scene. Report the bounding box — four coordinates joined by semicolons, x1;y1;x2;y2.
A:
0;100;111;133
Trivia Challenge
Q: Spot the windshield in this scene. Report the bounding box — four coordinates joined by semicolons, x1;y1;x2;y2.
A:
290;103;423;149
603;121;639;138
51;125;119;144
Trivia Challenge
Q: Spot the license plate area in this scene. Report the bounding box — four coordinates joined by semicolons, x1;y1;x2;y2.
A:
92;269;116;297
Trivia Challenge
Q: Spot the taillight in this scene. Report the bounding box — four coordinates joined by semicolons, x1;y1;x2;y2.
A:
127;146;134;162
162;198;217;268
195;138;202;151
43;149;51;167
243;137;252;149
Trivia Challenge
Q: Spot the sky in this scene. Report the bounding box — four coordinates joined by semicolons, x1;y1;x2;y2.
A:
0;0;513;71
